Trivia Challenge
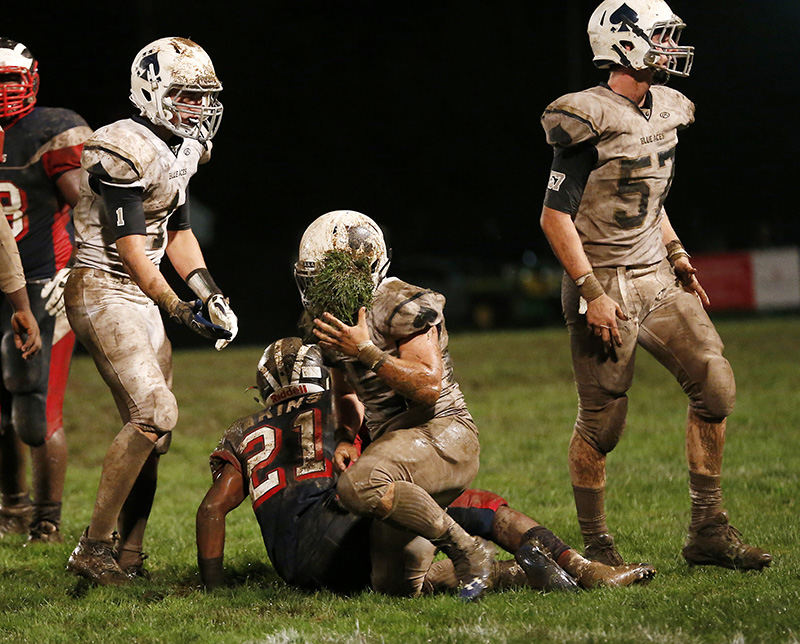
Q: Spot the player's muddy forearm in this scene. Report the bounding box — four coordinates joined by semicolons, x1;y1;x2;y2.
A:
376;356;441;406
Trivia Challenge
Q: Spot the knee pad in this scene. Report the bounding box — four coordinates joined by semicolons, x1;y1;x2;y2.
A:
337;469;391;518
131;385;178;434
12;392;48;446
694;355;736;420
575;395;628;455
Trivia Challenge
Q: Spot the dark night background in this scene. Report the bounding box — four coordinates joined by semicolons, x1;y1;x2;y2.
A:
8;1;800;345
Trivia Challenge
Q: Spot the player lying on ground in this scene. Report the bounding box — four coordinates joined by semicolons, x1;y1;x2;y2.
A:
196;338;654;595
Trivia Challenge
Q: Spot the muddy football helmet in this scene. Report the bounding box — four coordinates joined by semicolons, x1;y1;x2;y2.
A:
294;210;390;309
256;337;329;408
130;37;223;142
587;0;694;78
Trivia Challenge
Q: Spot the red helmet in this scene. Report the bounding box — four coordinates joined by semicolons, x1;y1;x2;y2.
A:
0;38;39;120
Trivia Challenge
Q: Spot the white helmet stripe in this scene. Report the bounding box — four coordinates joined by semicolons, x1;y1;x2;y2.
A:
292;344;310;384
259;364;281;394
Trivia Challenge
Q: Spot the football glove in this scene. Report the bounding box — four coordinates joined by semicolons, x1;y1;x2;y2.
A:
206;293;238;350
40;267;71;317
170;298;232;342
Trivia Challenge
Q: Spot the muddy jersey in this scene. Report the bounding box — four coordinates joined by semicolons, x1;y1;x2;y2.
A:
209;391;368;588
542;84;694;267
329;277;472;440
72;116;211;278
0;107;91;279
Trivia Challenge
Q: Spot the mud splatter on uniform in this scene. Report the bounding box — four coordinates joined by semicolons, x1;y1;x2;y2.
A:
65;115;210;432
210;390;505;592
542;83;734;450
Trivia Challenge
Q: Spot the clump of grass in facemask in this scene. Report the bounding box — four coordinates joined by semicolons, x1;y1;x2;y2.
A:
305;250;375;325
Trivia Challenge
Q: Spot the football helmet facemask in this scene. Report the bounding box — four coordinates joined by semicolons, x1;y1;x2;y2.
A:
0;38;39;120
588;0;694;79
130;37;223;142
257;337;329;408
294;210;391;309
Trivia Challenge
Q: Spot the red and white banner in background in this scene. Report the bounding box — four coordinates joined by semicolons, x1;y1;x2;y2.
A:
690;247;800;312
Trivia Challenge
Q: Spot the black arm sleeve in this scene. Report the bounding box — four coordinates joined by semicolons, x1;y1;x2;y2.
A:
542;141;597;216
99;183;146;239
167;190;191;231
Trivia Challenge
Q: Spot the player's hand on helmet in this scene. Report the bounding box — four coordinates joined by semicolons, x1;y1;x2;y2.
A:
206;293;238;350
672;256;710;308
40;267;71;317
313;307;369;357
586;294;627;349
333;440;360;473
11;309;42;359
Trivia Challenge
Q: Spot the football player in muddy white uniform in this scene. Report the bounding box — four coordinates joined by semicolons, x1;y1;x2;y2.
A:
196;337;654;595
295;210;493;601
0;38;89;544
539;0;770;570
65;37;238;585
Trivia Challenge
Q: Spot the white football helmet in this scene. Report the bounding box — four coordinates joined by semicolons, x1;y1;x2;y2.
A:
587;0;694;78
294;210;391;309
256;337;329;408
129;37;223;142
0;38;39;120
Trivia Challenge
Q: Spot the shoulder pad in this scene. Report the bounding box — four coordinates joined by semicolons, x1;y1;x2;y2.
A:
541;89;603;147
81;120;158;185
209;413;258;474
372;278;445;340
26;107;90;138
651;86;695;128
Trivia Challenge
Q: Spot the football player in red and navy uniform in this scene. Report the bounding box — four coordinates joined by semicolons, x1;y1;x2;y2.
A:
0;38;91;543
196;338;655;595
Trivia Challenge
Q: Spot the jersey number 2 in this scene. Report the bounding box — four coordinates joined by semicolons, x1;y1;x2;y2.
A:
243;408;331;509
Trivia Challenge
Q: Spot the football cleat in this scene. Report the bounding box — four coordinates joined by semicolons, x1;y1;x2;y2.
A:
0;502;33;537
26;520;63;544
583;532;625;566
514;542;579;592
432;523;493;602
573;559;656;589
67;529;130;586
119;548;151;580
682;511;772;571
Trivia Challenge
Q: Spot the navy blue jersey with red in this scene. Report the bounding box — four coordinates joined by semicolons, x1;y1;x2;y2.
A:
211;391;372;591
211;391;510;592
0;107;90;279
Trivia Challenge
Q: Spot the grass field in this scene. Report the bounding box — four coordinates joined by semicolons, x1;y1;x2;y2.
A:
1;316;798;643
